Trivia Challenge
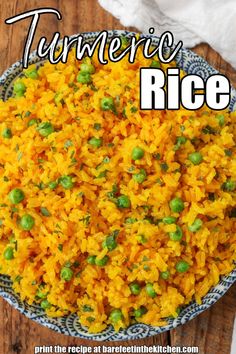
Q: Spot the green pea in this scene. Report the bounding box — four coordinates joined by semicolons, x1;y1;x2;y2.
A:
169;197;184;213
88;137;103;148
80;63;95;74
8;188;25;204
60;266;74;281
160;270;170;280
176;260;190;273
162;216;177;224
188;218;203;232
37;122;54;137
59;175;74;189
13;81;26;97
109;309;123;323
40;299;52;310
20;214;35;231
129;282;141;295
221;179;236;192
2;128;12;139
145;283;157;298
169;225;183;241
100;97;115;111
132;169;147;184
87;255;96;265
95;255;109;267
77;71;91;84
48;181;58;190
134;306;147;318
116;195;131;208
25;68;38;80
150;60;160;68
216;114;225;127
102;235;117;251
188;152;203;165
131;146;144;160
3;247;14;260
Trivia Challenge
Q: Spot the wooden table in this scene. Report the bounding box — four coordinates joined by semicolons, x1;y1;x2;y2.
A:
0;1;236;353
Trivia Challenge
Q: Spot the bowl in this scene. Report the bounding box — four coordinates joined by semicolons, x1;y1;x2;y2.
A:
0;30;236;341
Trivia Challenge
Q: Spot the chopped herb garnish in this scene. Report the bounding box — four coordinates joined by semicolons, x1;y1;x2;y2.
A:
36;182;45;190
64;140;73;149
160;162;169;172
142;256;149;262
202;125;216;135
87;317;95;323
229;208;236;218
17;151;23;161
107;184;118;199
125;217;137;224
137;234;147;244
224;149;232;157
58;244;63;252
40;207;51;217
73;260;80;267
24;111;31;117
70;157;77;165
130;106;138;113
122;108;127;118
103;156;110;163
82;305;94;312
143;265;150;271
79;214;91;226
93;123;101;131
208;193;215;201
153;153;161;160
14;275;23;283
96;170;108;178
90;84;98;92
128;166;135;172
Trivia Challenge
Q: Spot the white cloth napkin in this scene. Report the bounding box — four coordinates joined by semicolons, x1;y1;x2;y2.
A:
98;0;236;69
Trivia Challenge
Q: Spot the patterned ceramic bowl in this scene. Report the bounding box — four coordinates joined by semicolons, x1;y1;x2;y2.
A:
0;30;236;341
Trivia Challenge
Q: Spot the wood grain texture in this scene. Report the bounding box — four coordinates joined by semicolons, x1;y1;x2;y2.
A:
0;1;236;353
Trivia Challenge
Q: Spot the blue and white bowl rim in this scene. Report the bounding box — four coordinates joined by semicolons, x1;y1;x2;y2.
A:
0;30;235;341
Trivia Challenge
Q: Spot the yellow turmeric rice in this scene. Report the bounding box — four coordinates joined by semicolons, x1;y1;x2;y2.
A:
0;46;236;333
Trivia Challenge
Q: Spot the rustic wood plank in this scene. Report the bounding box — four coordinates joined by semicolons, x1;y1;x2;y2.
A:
0;1;236;354
171;284;236;354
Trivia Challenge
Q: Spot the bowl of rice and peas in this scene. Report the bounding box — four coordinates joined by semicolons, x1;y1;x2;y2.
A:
0;31;236;341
